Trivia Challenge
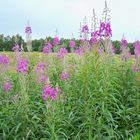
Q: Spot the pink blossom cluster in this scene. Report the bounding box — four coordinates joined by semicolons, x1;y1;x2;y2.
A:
42;84;59;101
3;81;12;93
82;25;89;33
75;47;84;55
35;62;46;74
17;59;28;74
53;37;59;46
57;48;68;58
133;41;140;59
12;44;20;51
43;43;52;54
69;40;75;48
90;31;99;44
25;26;32;33
132;41;140;73
60;71;69;81
35;62;48;84
120;38;128;47
0;55;10;65
98;21;112;37
12;44;21;64
120;37;131;61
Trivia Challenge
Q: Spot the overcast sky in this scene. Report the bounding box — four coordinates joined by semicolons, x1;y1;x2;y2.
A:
0;0;140;42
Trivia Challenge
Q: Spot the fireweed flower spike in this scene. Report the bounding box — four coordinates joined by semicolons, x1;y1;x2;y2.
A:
25;20;32;52
43;43;52;54
35;62;46;74
0;55;10;66
35;62;48;84
81;16;89;40
12;44;21;65
0;55;10;72
60;71;70;81
53;37;59;46
90;31;99;44
99;21;112;38
3;81;12;93
132;41;140;73
75;46;84;55
120;38;128;47
91;9;98;32
42;84;59;101
133;41;140;59
69;40;75;48
25;26;32;34
82;25;89;33
57;48;68;58
12;44;20;51
17;59;29;74
120;36;131;61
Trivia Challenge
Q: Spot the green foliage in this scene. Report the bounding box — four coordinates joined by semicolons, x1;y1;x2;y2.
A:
0;52;140;139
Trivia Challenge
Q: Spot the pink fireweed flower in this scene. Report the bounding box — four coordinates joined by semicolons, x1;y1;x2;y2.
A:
60;71;69;81
120;38;128;47
133;41;140;59
99;22;105;32
82;25;89;33
0;55;10;72
120;37;131;61
12;44;21;63
69;40;75;48
46;43;53;49
17;59;28;74
43;43;52;54
99;21;112;37
42;84;58;101
35;62;49;84
105;22;112;37
57;48;68;58
75;47;84;55
25;26;32;33
90;31;99;44
35;62;46;74
0;55;9;65
53;37;59;46
12;44;20;51
90;37;98;44
38;75;48;84
91;31;99;37
3;81;12;93
43;46;50;54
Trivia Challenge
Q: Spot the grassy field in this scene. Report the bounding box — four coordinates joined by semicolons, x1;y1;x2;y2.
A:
0;51;140;140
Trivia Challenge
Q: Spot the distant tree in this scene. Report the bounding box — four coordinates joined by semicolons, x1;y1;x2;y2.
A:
112;40;121;54
0;34;135;54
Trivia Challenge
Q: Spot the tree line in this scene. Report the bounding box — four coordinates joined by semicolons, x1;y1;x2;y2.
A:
0;34;134;54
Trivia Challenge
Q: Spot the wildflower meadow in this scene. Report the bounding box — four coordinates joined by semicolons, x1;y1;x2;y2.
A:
0;1;140;140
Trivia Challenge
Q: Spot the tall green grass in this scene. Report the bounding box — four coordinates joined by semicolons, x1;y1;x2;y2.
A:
0;52;140;140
